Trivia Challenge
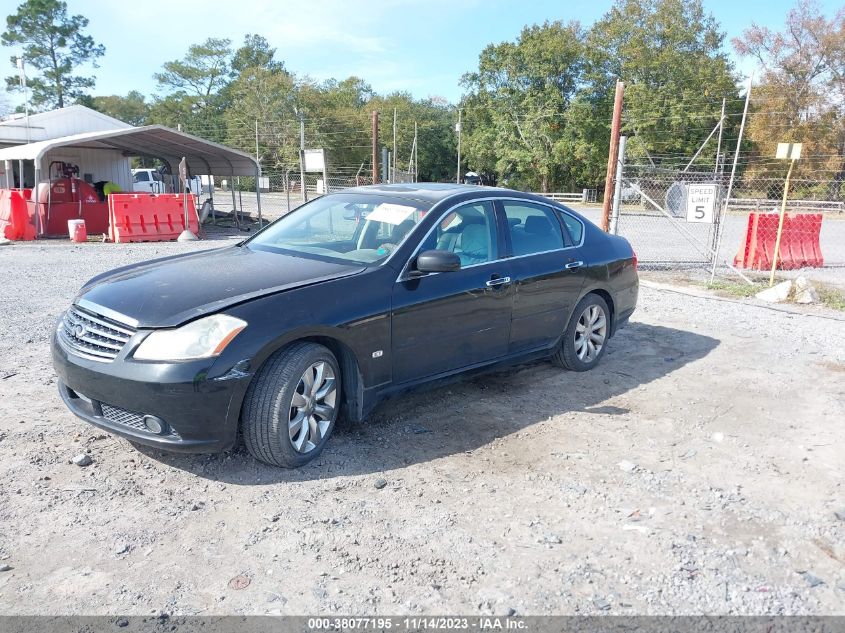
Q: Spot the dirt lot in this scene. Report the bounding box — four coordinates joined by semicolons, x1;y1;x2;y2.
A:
0;236;843;616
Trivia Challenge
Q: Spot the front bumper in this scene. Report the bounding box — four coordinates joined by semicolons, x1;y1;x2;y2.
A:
51;332;252;453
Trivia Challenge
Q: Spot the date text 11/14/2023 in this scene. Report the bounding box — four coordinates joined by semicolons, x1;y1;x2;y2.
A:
307;617;527;630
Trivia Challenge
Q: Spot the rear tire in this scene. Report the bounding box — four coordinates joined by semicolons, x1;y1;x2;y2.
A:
552;293;610;372
241;342;341;468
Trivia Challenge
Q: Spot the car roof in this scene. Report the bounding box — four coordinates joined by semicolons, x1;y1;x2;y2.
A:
340;183;516;204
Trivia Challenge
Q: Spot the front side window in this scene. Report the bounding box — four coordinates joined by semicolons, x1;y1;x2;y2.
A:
133;171;149;182
502;201;564;256
247;193;429;265
417;201;498;266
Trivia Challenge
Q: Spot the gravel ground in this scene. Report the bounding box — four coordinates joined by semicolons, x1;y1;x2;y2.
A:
0;235;843;616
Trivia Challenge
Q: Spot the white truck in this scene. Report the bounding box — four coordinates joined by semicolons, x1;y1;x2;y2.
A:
132;168;204;196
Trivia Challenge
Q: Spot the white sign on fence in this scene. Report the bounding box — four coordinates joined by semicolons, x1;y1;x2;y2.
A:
686;184;717;223
303;149;326;172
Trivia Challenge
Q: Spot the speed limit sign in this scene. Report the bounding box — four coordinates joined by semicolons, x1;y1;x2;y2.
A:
686;184;717;223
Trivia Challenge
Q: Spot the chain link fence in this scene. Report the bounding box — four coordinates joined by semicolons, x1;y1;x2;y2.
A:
613;164;845;287
389;167;415;183
195;167;374;227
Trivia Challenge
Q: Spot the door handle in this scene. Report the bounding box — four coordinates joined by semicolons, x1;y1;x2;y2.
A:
565;260;584;270
485;276;511;288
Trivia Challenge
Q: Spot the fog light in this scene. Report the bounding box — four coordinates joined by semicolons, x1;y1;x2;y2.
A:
142;415;167;435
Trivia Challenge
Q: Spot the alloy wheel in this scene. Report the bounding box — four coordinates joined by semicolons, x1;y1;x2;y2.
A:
574;304;607;363
288;361;337;453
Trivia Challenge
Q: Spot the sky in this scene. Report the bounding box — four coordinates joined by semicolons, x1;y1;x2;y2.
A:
2;0;844;109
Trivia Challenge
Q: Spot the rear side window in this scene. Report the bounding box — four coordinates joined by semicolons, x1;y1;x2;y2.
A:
501;201;564;256
557;211;584;244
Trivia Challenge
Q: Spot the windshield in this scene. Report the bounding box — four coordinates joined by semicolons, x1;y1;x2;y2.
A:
247;193;430;265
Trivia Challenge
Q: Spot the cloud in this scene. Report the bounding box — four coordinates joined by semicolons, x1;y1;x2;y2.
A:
245;1;391;55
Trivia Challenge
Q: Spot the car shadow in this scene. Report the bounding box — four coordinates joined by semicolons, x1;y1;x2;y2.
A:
137;322;718;483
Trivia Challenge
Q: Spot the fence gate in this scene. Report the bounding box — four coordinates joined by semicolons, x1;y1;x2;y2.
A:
390;167;415;184
613;165;727;270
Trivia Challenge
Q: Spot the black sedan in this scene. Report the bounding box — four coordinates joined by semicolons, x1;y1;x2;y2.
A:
52;184;638;468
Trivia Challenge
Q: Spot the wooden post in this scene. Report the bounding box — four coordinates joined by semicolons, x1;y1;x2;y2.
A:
372;111;379;185
769;158;796;286
601;80;624;232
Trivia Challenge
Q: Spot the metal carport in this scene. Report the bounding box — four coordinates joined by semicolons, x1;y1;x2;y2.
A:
0;125;263;234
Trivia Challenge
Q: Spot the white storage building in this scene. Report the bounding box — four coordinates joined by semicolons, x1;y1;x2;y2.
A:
0;105;134;190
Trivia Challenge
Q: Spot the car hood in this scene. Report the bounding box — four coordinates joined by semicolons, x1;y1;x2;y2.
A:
77;246;366;328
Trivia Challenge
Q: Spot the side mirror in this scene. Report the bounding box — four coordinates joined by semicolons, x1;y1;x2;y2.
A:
415;250;461;273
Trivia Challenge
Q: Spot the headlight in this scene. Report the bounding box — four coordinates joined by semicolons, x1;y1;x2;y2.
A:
133;314;247;361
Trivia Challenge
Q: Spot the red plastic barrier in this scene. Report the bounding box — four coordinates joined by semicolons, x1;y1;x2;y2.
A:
733;213;756;269
734;212;824;270
0;189;36;241
788;214;824;268
108;194;199;243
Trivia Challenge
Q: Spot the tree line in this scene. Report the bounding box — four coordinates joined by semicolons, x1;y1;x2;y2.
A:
3;0;844;192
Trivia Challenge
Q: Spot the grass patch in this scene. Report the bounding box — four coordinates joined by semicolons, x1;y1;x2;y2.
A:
817;284;845;311
705;280;760;298
704;278;845;312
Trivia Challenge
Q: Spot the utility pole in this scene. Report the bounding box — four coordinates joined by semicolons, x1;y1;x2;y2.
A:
392;108;397;183
16;55;35;233
298;111;307;202
601;80;625;232
254;120;259;164
715;97;726;178
456;109;462;184
383;148;389;184
407;128;416;174
414;121;418;182
371;111;379;185
254;119;263;210
17;57;30;145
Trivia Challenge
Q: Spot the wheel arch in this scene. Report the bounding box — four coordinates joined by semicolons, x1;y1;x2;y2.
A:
578;286;616;337
244;331;366;424
297;335;365;423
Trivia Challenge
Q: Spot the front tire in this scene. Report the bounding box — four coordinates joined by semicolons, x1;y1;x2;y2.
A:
241;342;341;468
552;293;610;371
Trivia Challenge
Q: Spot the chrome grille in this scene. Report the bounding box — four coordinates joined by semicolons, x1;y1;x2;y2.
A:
100;403;180;439
58;305;135;361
